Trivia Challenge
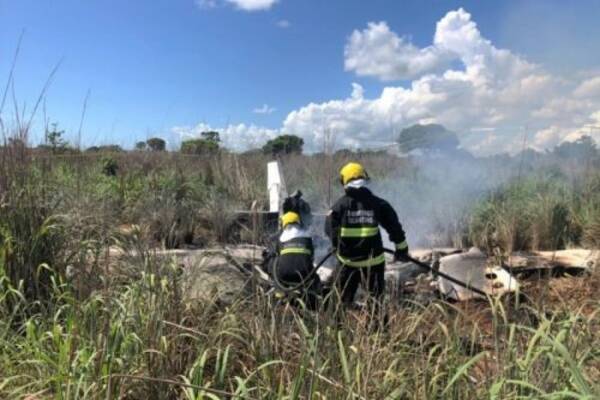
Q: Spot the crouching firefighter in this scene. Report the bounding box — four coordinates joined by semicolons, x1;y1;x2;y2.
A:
326;162;410;326
269;211;321;309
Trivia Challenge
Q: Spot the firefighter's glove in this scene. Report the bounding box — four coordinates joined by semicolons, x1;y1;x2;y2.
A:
393;247;411;263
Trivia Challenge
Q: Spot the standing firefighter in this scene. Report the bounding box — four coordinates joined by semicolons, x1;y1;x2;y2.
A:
271;211;321;309
326;162;409;322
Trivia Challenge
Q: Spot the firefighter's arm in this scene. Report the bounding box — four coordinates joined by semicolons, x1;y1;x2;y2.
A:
378;199;408;252
325;203;341;248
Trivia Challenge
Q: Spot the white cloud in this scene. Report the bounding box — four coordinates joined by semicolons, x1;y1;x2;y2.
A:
344;21;452;80
253;104;276;114
173;123;279;151
563;111;600;143
533;126;564;150
573;77;600;98
532;112;600;150
276;19;291;28
179;8;600;155
225;0;278;11
283;8;600;154
195;0;277;11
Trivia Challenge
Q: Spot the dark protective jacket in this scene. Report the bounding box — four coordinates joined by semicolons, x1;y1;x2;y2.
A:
275;235;315;285
325;187;407;267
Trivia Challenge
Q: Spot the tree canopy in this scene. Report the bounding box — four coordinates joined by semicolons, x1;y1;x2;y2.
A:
38;123;72;154
200;131;220;143
85;145;123;153
146;137;166;152
397;124;459;154
180;131;221;155
262;134;304;156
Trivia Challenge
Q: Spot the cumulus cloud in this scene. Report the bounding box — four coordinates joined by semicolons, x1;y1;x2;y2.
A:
563;111;600;142
173;122;279;151
253;104;276;114
195;0;278;11
573;77;600;98
225;0;278;11
284;8;600;154
344;21;452;80
180;8;600;154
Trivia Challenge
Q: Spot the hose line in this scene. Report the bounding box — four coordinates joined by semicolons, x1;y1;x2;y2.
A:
271;248;335;294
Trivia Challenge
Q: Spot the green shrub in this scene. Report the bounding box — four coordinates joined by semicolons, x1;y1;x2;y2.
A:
468;177;581;252
101;156;119;176
180;138;220;155
262;134;304;156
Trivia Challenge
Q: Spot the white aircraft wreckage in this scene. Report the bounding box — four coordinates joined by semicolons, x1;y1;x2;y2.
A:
437;248;519;301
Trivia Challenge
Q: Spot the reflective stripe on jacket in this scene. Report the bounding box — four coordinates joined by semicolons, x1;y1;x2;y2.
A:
275;230;315;284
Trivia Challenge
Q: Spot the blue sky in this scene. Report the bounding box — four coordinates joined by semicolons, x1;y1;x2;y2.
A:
2;0;600;152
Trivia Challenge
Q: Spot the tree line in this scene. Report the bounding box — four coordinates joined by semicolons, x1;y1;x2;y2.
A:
17;124;305;157
6;122;599;160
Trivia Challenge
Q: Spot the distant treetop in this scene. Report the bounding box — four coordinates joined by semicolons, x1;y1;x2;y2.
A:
397;123;459;154
180;131;222;156
553;135;597;159
146;137;166;152
262;134;304;156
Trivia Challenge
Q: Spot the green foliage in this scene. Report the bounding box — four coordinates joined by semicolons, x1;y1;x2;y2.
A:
38;123;72;154
101;156;119;177
397;123;459;153
133;170;205;248
0;136;599;399
0;262;597;398
262;134;304;156
86;144;124;153
0;191;64;305
146;137;166;152
180;138;220;155
135;141;147;151
467;175;598;252
200;130;220;143
0;175;99;308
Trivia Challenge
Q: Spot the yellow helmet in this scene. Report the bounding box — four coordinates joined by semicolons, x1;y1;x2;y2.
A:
339;162;369;185
280;211;301;228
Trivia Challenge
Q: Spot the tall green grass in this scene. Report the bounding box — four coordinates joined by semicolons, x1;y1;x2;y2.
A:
468;173;600;252
1;258;598;398
1;139;599;398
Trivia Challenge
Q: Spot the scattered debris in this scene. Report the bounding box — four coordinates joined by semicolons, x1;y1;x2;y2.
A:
507;249;598;277
105;242;599;306
180;246;264;305
409;247;463;263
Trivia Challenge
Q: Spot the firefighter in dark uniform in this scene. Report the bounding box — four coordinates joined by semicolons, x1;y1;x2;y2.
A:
272;211;321;309
326;162;409;320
